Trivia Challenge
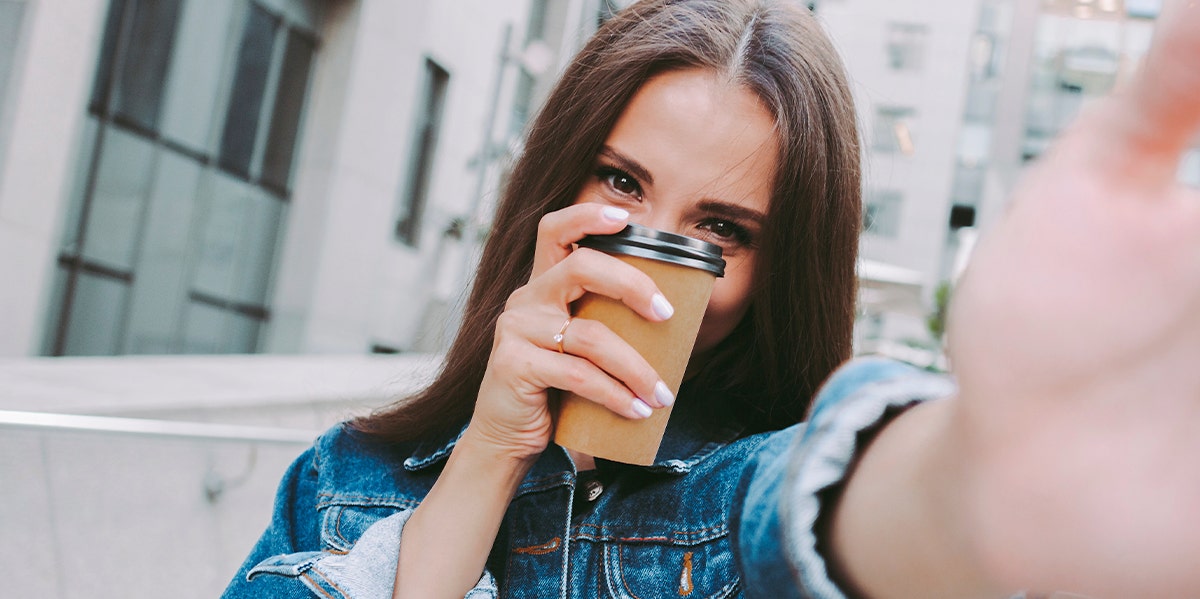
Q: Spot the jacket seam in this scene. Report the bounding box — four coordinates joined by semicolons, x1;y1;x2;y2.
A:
301;571;338;599
315;493;420;509
572;522;727;545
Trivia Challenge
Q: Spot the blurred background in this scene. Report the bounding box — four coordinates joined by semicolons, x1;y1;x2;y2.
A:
0;0;1193;596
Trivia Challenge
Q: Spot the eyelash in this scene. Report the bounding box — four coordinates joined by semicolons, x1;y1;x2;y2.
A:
592;164;756;248
698;218;755;247
595;166;643;200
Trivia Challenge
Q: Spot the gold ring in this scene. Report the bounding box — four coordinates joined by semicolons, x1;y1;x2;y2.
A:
553;318;573;354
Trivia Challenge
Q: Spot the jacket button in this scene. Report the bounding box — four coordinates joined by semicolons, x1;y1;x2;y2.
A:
583;479;604;502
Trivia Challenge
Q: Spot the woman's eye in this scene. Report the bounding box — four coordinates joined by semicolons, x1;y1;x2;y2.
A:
699;218;754;247
708;221;737;238
597;167;642;198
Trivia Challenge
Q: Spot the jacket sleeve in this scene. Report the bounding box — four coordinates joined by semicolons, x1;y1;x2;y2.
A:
220;443;498;599
732;358;956;599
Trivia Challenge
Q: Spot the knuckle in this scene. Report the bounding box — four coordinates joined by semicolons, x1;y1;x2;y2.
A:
490;334;521;360
567;247;602;269
622;268;657;296
536;212;558;237
562;361;590;388
494;310;521;334
567;320;596;352
636;363;660;390
604;386;635;412
504;285;532;310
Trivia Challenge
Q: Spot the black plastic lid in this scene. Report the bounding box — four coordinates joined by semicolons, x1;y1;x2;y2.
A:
577;223;725;277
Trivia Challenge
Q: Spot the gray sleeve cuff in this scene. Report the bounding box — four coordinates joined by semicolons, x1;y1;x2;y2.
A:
784;358;956;597
735;359;1035;599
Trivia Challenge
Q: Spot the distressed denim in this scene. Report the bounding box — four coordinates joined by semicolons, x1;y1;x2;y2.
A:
221;357;956;599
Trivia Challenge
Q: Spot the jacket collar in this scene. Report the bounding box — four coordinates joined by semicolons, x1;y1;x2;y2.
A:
401;395;744;475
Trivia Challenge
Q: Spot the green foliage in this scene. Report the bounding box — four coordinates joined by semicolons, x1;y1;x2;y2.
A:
927;280;952;342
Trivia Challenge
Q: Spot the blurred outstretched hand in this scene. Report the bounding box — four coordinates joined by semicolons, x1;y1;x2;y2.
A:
947;0;1200;595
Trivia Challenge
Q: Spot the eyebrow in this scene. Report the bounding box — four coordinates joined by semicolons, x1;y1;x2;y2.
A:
598;146;654;187
696;200;766;225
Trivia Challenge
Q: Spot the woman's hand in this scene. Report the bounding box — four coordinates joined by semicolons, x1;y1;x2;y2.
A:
464;203;676;460
948;1;1200;594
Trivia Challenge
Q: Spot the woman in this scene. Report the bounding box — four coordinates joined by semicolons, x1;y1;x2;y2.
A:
224;0;1200;597
225;1;859;596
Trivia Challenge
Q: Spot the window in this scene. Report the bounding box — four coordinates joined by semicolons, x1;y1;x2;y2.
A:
218;5;278;178
48;0;318;356
396;58;450;246
261;29;315;192
873;106;917;155
864;190;903;238
90;0;184;133
950;161;986;205
949;205;976;229
886;22;927;72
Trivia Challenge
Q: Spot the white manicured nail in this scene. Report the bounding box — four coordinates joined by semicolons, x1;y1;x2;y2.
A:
602;206;629;222
654;381;674;407
651;294;674;320
631;399;653;419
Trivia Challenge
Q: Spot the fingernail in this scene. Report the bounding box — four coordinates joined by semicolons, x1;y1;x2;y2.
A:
654;381;674;407
602;206;629;222
651;294;674;320
631;399;654;419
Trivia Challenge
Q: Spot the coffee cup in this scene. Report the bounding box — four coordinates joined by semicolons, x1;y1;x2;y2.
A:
553;223;725;465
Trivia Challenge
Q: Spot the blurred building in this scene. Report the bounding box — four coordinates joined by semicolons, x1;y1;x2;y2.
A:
2;0;1193;361
0;0;618;358
813;0;987;359
815;0;1192;362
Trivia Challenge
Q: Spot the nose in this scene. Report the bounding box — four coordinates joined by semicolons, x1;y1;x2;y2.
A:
628;207;683;237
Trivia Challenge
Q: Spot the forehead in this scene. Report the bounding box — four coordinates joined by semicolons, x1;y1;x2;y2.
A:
605;68;778;210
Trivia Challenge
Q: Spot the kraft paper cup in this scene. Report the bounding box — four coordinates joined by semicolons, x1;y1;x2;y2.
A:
553;224;724;466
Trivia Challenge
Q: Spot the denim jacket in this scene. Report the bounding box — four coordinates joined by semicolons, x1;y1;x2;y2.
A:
221;358;955;599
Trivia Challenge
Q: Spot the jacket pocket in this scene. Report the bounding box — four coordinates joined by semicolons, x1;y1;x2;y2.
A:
320;504;407;552
602;537;740;599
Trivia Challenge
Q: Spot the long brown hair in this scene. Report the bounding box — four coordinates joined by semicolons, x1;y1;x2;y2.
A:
354;0;861;444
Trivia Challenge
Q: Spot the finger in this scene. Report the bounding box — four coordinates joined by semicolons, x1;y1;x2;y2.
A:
531;203;630;277
518;247;675;323
1085;0;1200;182
541;351;659;420
550;317;673;408
494;309;671;411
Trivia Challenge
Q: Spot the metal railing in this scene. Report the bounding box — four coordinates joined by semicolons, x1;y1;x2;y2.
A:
0;409;321;444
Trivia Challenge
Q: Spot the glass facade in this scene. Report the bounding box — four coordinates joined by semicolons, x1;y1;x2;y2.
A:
46;0;320;356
